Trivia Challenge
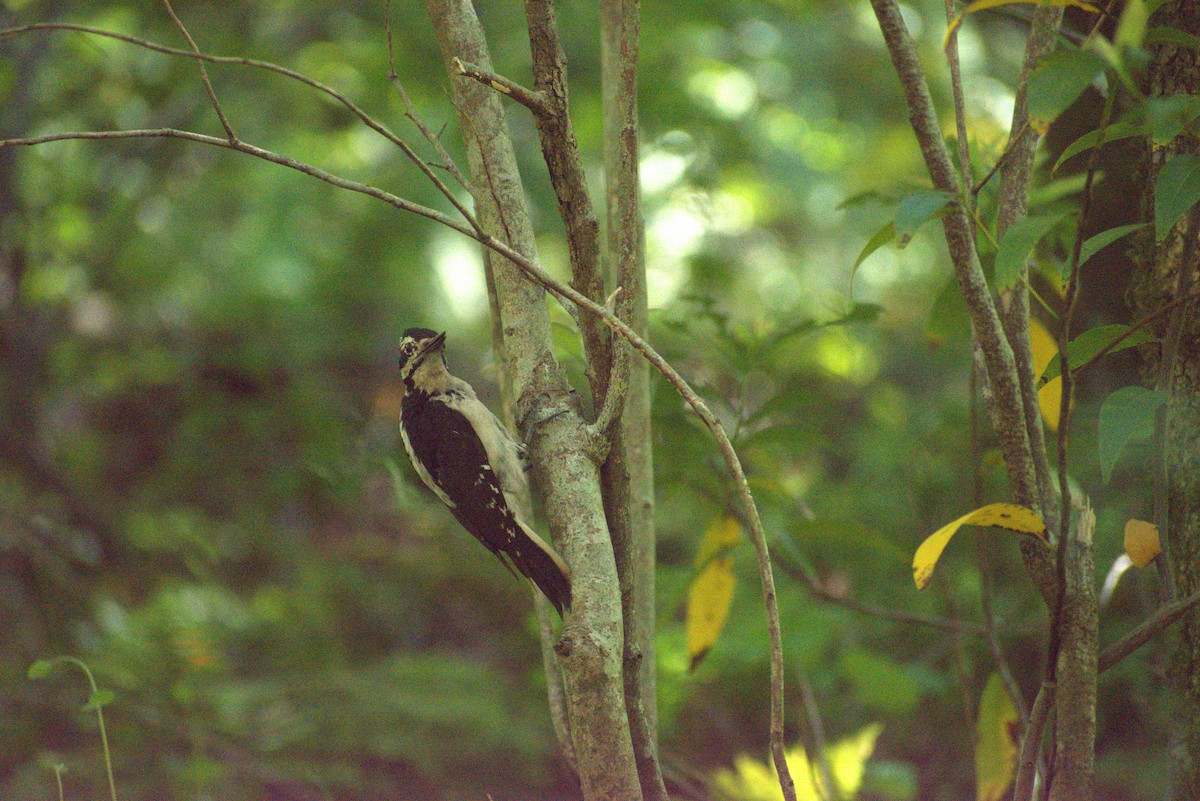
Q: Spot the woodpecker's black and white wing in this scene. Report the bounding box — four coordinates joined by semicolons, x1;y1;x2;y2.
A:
401;392;571;616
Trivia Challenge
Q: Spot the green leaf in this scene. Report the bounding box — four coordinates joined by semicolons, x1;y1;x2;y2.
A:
994;214;1064;291
1113;0;1149;50
894;190;953;239
1078;223;1147;267
1147;95;1200;145
1053;121;1145;173
1038;324;1157;385
82;689;115;711
1098;386;1168;483
836;189;887;210
1155;153;1200;241
925;274;970;346
27;660;54;680
1028;49;1106;129
852;221;896;276
1144;26;1200;51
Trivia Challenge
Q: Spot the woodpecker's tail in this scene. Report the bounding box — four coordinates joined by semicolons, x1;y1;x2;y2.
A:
513;519;572;617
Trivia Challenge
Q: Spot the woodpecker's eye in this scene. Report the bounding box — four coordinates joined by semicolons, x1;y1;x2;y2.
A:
400;340;418;358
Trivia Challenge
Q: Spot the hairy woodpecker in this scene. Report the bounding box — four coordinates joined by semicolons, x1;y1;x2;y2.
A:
396;327;571;616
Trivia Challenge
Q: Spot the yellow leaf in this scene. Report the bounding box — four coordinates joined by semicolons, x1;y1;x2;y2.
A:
975;672;1018;801
687;557;736;669
697;515;743;567
1029;318;1063;431
714;724;884;801
913;503;1047;589
1124;519;1162;567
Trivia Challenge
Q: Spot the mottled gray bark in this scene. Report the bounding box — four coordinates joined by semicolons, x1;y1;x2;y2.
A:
598;0;665;798
1136;4;1200;796
1049;508;1097;801
422;2;641;798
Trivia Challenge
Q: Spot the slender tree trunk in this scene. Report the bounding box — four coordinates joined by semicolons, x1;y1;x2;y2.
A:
1135;5;1200;797
422;2;643;798
598;0;666;798
1049;508;1097;801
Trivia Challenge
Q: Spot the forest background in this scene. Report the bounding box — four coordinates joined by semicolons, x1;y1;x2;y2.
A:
0;0;1190;799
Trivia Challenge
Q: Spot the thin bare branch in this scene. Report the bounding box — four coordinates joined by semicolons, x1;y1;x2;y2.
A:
973;122;1029;197
452;57;551;116
384;0;470;191
160;0;235;141
525;0;610;415
0;22;482;234
1099;587;1200;673
942;0;973;206
775;552;986;635
0;128;478;237
1014;680;1056;801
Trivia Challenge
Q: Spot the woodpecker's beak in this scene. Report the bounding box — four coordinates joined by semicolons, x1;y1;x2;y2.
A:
425;331;447;353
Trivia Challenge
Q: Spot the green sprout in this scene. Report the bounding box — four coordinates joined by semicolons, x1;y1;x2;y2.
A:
28;657;119;801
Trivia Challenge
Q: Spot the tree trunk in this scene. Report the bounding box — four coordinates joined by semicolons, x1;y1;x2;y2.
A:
422;1;643;798
1136;4;1200;797
598;0;666;797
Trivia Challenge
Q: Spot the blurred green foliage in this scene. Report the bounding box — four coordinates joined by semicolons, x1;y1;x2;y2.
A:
0;0;1174;799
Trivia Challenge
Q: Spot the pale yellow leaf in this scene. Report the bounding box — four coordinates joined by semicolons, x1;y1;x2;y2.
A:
1124;519;1162;567
687;557;736;669
697;515;743;567
975;672;1018;801
1030;318;1063;431
714;724;883;801
914;503;1047;589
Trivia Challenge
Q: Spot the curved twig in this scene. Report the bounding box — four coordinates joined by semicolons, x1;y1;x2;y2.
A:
1099;587;1200;674
160;0;234;141
4;50;795;798
0;22;482;235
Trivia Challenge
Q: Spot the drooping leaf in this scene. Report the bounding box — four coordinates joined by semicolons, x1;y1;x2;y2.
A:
1078;223;1147;267
1155;153;1200;241
687;517;742;669
975;672;1019;801
894;190;953;240
1098;386;1168;482
994;214;1064;291
1029;318;1064;430
1113;0;1150;50
1027;48;1107;130
1144;25;1200;52
686;557;736;670
696;515;742;567
1053;122;1145;173
1124;519;1162;567
913;504;1047;589
1038;323;1157;386
836;189;888;209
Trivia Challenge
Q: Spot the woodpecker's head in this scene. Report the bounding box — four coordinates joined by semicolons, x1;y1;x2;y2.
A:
398;328;448;389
